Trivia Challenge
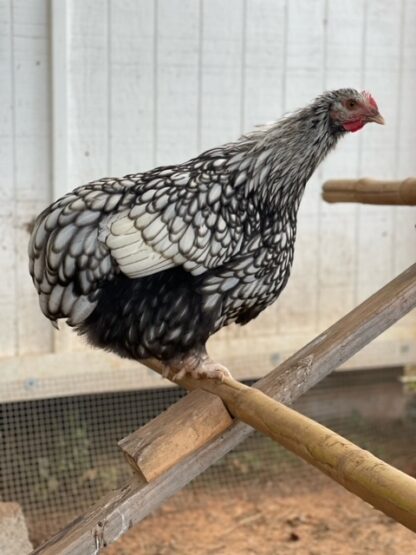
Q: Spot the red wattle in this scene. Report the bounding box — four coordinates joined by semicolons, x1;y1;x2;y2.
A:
343;120;365;133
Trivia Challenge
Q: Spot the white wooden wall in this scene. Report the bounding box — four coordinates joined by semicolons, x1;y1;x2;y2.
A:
1;0;416;400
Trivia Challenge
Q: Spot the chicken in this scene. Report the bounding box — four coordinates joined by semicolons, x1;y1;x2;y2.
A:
29;89;384;381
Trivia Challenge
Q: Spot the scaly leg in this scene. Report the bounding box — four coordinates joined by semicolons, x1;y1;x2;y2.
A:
161;349;232;382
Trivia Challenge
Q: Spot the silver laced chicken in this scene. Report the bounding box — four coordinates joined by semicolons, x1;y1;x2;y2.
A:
29;89;384;380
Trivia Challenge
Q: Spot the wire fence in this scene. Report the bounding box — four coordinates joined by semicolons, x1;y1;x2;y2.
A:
1;367;415;547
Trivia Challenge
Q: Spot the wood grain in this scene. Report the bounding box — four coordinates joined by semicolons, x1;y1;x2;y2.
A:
323;178;416;206
118;389;232;482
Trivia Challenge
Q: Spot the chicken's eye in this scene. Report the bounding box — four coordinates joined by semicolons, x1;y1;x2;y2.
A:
346;99;357;110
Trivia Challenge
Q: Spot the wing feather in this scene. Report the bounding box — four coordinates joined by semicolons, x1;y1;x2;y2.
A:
103;157;246;279
29;147;248;326
29;180;123;325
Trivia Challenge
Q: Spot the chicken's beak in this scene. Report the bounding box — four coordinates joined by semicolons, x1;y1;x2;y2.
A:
368;113;385;125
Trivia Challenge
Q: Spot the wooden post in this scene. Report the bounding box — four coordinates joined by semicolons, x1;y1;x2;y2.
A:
322;177;416;205
33;263;416;554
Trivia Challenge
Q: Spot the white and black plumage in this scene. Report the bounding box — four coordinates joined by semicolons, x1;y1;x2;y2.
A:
29;89;384;380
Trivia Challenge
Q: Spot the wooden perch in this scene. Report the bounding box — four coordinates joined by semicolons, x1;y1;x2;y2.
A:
119;389;232;482
120;375;416;532
33;263;416;554
322;177;416;205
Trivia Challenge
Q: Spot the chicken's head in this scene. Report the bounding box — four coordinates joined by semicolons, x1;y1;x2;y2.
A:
330;89;384;133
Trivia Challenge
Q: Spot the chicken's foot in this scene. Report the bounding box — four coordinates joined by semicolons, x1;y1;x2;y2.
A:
161;351;232;382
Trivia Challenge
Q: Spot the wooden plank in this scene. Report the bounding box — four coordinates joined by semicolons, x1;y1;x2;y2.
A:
243;0;285;129
356;0;403;303
109;0;155;175
50;0;73;356
66;0;109;184
276;0;325;338
155;0;199;164
53;0;110;354
13;0;50;204
393;0;416;294
13;0;53;355
0;0;52;356
51;0;70;199
119;389;232;482
0;0;15;205
199;0;243;150
316;0;365;331
0;0;17;357
227;0;285;338
33;262;416;554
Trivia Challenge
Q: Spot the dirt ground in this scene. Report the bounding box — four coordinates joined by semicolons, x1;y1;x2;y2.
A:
105;481;416;555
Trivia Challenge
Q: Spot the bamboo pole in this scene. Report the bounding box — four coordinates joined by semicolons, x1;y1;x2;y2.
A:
322;177;416;205
33;263;416;554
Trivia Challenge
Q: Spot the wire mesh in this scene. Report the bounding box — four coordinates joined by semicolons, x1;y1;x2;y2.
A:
1;367;415;548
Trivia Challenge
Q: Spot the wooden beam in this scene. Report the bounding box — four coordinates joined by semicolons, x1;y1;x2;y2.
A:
118;389;232;482
322;177;416;205
33;263;416;554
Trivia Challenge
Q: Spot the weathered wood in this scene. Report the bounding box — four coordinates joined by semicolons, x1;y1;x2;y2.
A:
33;263;416;554
323;178;416;205
118;390;232;482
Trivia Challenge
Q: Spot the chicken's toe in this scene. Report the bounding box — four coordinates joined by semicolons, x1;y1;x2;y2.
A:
164;353;232;382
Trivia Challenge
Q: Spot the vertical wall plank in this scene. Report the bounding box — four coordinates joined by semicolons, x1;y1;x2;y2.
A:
109;0;155;176
236;0;287;338
155;0;200;164
67;0;109;184
394;0;416;273
14;0;53;355
13;0;50;204
199;0;244;150
51;0;69;198
276;0;325;338
0;0;15;205
55;0;110;353
356;0;403;302
0;0;53;357
0;0;17;356
244;0;286;130
199;0;246;345
393;0;416;329
316;0;365;330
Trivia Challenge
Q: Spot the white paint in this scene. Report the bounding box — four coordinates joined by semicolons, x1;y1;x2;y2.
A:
51;0;70;198
0;0;53;358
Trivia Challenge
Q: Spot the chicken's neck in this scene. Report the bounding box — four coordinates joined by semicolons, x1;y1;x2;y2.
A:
236;104;345;217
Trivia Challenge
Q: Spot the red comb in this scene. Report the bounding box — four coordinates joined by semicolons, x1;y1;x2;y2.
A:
362;90;378;110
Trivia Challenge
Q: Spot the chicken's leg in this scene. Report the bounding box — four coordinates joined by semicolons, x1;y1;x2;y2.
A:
161;349;232;382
